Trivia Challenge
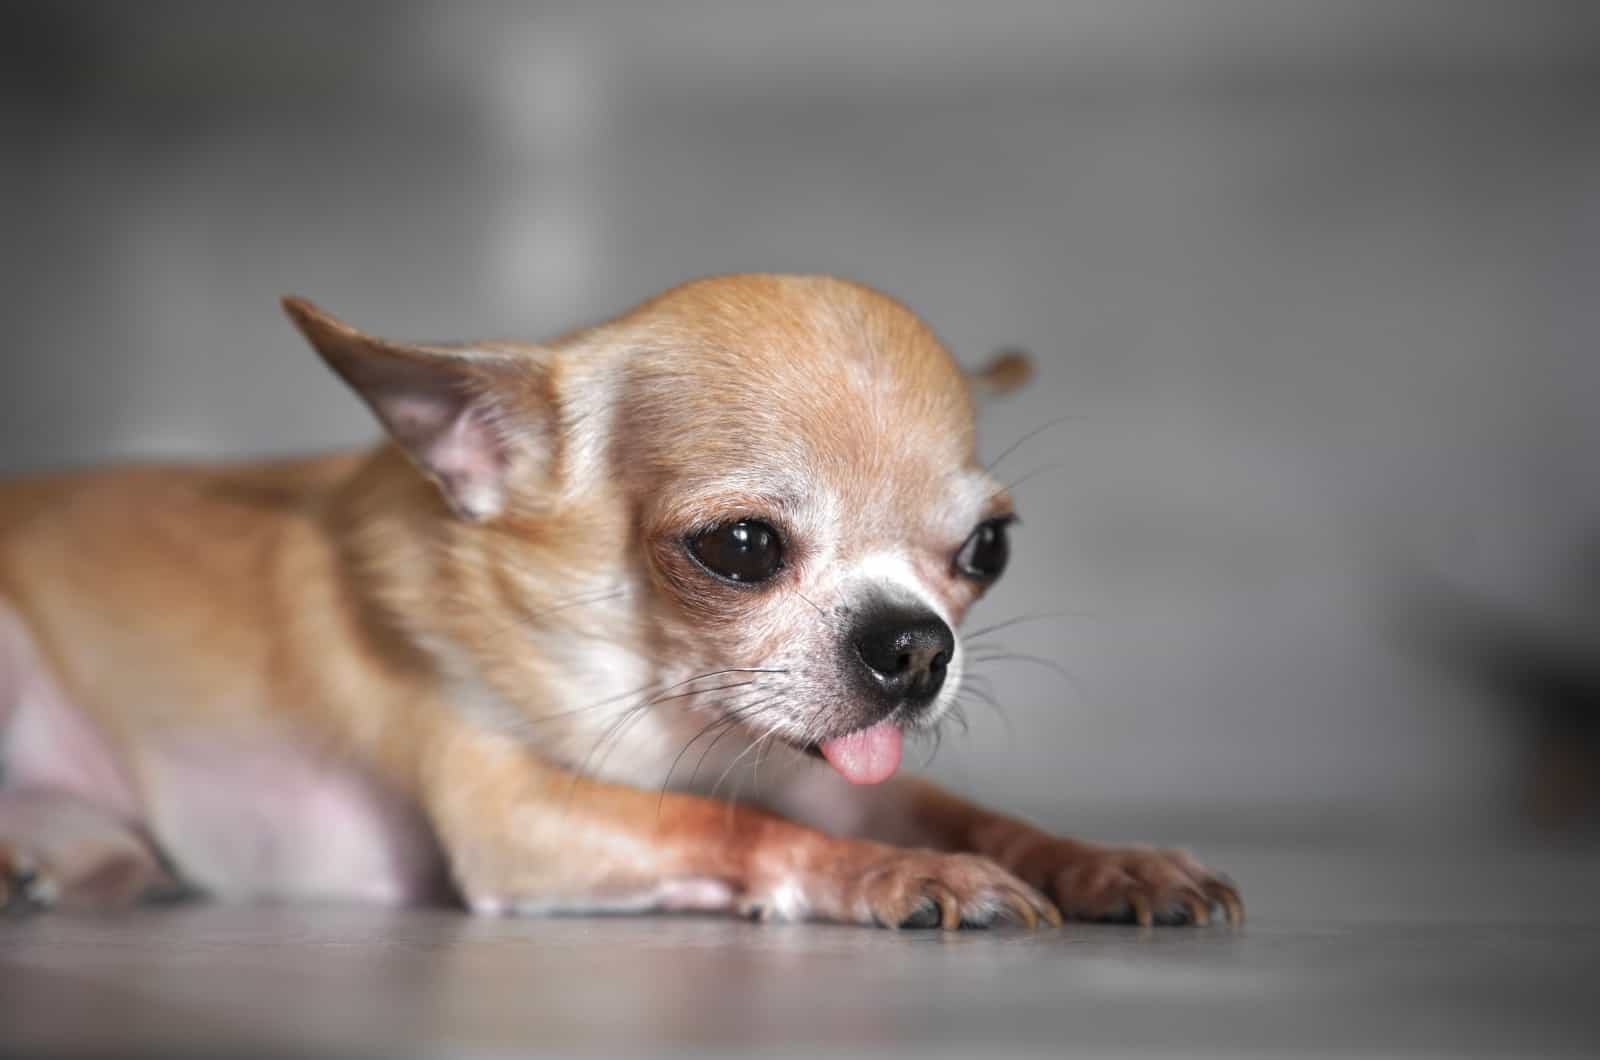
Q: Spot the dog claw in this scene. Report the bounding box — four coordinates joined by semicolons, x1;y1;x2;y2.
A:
926;882;962;930
1002;891;1038;929
1210;877;1245;925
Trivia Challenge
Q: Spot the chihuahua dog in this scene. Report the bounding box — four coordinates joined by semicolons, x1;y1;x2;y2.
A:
0;274;1240;929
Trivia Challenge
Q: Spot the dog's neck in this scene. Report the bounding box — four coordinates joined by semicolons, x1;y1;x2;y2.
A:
320;443;691;779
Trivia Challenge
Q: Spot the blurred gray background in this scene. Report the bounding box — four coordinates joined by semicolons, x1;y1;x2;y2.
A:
4;0;1597;842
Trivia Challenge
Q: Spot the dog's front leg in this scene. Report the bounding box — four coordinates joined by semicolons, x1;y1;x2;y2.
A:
774;772;1242;927
416;720;1057;928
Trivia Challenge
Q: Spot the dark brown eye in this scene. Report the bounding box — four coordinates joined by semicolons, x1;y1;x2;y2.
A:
688;520;784;584
955;517;1012;580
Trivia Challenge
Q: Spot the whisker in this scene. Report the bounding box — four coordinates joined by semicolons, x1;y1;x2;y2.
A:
649;679;757;705
573;698;654;788
961;611;1092;642
576;675;778;794
755;724;787;791
795;691;837;750
988;463;1063;503
793;589;829;620
985;413;1086;473
483;586;629;642
658;713;739;811
958;680;1011;736
591;686;763;800
947;700;973;737
730;726;779;817
710;724;779;803
953;675;1004;726
966;650;1084;697
527;667;789;727
689;696;785;788
658;691;779;805
958;676;999;709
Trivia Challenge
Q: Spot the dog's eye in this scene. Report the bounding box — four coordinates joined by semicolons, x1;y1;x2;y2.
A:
688;520;785;584
955;517;1012;580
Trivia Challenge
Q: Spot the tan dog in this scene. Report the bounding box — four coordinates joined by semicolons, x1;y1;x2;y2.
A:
0;275;1240;929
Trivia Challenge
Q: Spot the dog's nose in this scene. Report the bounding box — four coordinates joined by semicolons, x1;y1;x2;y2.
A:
852;607;955;706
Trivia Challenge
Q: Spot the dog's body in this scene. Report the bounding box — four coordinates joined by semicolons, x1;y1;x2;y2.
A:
0;275;1239;928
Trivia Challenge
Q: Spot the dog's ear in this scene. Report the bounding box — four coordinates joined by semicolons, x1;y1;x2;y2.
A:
282;296;547;522
967;348;1034;398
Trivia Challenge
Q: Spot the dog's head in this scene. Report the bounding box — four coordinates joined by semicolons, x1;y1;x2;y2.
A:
286;275;1031;786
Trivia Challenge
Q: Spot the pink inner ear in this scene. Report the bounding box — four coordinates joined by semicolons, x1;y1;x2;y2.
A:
384;392;508;521
427;406;508;521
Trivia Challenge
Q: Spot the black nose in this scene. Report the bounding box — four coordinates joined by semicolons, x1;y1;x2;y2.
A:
852;607;956;706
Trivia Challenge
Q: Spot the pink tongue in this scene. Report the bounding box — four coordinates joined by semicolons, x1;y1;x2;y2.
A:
819;721;903;785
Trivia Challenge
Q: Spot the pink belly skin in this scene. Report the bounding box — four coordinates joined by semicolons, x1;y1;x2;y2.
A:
143;735;450;904
0;603;140;819
2;602;451;906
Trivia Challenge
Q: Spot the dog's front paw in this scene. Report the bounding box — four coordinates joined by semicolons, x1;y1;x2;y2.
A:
765;846;1062;930
0;845;59;915
1013;840;1243;927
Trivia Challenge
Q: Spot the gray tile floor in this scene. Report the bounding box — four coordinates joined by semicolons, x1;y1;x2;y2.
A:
4;845;1599;1058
